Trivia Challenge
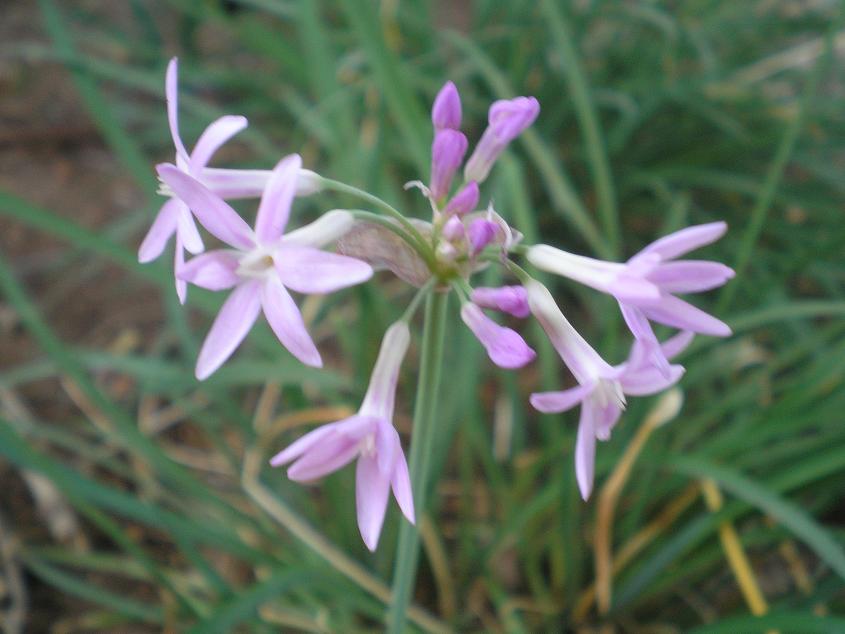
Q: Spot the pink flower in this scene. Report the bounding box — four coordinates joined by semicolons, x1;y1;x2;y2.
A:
526;281;691;499
431;81;462;131
140;58;321;303
527;222;733;372
460;303;536;369
464;96;539;184
443;181;479;216
270;322;415;551
157;153;372;379
430;130;468;201
471;285;530;318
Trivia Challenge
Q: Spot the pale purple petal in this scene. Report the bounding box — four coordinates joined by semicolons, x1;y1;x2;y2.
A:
390;443;415;524
441;216;465;242
375;419;398;477
359;322;410;421
606;273;661;305
138;199;179;263
165;58;189;165
620;364;685;396
464;96;539;183
619;303;670;377
661;331;695;361
274;246;373;294
176;204;204;255
471;286;530;318
269;423;340;467
190;115;248;172
174;234;187;305
637;222;728;261
642;295;732;337
593;402;623;441
356;454;391;551
200;168;271;199
288;436;360;481
195;281;262;380
647;261;735;294
255;154;301;243
178;250;241;290
467;218;499;255
444;181;479;216
530;384;594;413
432;81;461;130
260;277;322;367
575;404;597;501
488;96;541;140
429;130;467;200
461;303;536;369
157;164;255;250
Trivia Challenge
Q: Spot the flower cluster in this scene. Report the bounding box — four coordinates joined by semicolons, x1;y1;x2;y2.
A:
141;59;734;550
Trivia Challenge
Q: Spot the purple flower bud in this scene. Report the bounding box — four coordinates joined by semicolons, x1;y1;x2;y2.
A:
464;96;540;184
471;285;530;318
441;216;465;242
467;218;499;255
432;81;462;130
461;303;536;369
443;181;479;216
430;129;468;200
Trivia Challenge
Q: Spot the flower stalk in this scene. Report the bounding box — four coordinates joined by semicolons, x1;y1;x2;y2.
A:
387;290;449;633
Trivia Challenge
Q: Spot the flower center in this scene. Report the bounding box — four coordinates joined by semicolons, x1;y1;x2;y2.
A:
593;378;626;410
359;433;376;458
237;248;276;279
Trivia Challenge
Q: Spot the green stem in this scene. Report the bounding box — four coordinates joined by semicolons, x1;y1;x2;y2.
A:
387;290;449;633
319;177;434;262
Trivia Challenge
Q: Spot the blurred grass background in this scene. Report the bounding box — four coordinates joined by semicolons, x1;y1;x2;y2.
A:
0;0;844;631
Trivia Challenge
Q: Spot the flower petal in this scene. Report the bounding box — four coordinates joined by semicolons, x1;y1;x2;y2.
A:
176;205;204;255
575;404;597;501
390;440;415;524
255;154;301;243
269;422;340;467
637;222;728;261
593;402;622;441
461;303;536;369
200;168;271;199
530;384;594;413
356;454;391;551
138;199;179;263
642;295;732;337
260;277;322;367
619;303;670;377
157;164;255;250
195;281;262;380
620;364;685;396
165;58;189;165
375;419;398;477
178;250;241;291
274;246;373;294
281;210;355;248
174;234;187;305
190;115;248;172
647;260;735;294
661;331;695;361
287;435;361;481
